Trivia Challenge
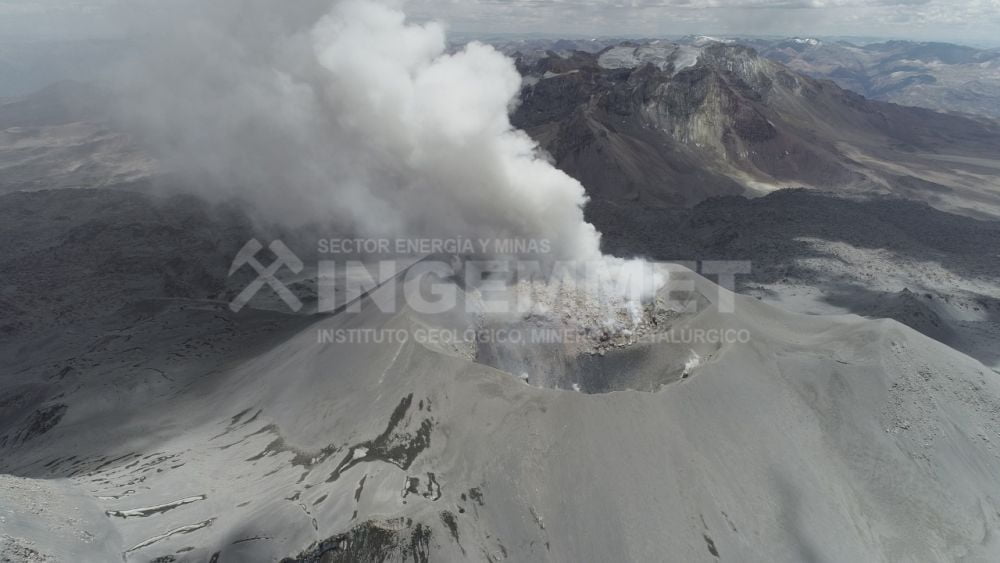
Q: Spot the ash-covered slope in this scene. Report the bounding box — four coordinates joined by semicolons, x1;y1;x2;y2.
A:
513;42;1000;215
0;81;154;194
0;189;261;337
3;251;1000;561
591;189;1000;369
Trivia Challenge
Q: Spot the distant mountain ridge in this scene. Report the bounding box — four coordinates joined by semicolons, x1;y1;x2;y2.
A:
511;41;1000;215
743;38;1000;119
481;36;1000;119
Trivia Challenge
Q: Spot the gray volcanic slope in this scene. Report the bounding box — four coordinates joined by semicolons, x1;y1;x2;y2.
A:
590;189;1000;370
0;81;154;195
0;189;258;337
3;220;1000;561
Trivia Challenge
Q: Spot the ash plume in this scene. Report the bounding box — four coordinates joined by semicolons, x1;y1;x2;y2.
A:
116;0;602;261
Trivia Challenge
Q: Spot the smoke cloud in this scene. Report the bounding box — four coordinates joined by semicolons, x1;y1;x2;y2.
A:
118;0;602;261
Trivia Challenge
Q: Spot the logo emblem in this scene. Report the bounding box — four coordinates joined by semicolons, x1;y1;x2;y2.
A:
228;239;304;312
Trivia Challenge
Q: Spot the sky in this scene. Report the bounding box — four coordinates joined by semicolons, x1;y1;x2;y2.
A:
0;0;998;45
405;0;1000;44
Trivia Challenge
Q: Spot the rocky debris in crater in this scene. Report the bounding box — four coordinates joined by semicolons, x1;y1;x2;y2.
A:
0;535;54;563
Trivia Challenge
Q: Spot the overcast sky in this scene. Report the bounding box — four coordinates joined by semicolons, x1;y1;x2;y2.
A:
407;0;1000;44
2;0;999;45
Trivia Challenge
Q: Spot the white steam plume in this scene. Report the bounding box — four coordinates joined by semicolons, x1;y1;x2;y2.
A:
118;0;601;261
